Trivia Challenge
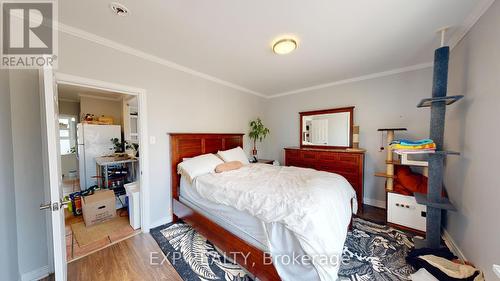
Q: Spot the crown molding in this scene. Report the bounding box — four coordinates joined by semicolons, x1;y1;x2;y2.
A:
447;0;496;49
269;62;433;98
56;23;267;98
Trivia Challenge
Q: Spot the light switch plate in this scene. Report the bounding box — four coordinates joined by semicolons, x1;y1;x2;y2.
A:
149;136;156;144
493;264;500;278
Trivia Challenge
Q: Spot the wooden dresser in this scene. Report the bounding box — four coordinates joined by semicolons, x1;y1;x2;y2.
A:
284;147;365;209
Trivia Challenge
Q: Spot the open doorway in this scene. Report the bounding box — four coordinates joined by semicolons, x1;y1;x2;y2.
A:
57;83;143;262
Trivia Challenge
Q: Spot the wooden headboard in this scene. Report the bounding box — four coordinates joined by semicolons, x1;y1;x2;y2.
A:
169;133;244;199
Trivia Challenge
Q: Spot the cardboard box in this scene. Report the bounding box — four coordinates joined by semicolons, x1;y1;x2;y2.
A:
82;190;116;226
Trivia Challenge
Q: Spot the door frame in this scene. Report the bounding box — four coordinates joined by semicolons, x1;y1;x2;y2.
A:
42;72;152;276
54;72;151;234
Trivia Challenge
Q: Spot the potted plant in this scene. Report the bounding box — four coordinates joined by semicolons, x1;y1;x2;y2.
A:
125;141;139;157
110;138;124;153
249;118;270;157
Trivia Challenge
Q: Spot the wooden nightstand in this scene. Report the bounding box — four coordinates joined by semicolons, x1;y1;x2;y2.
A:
256;159;274;164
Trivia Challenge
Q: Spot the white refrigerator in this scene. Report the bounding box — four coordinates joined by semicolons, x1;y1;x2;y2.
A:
77;124;121;190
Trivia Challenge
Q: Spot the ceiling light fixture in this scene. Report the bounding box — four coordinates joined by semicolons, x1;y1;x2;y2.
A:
272;38;298;55
109;2;129;16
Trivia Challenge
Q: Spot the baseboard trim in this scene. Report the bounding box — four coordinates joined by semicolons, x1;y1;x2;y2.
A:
150;216;173;229
363;198;386;209
442;228;467;262
20;265;49;281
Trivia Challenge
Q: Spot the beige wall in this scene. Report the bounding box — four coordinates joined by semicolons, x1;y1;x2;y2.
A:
262;68;433;207
57;32;265;229
58;100;80;117
0;70;19;281
445;1;500;279
80;96;123;126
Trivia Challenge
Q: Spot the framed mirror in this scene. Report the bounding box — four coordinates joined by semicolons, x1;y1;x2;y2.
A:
300;106;354;149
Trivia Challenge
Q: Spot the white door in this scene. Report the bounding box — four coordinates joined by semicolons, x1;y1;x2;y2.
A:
39;67;67;280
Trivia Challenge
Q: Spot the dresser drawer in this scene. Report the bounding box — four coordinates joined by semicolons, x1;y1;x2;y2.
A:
285;149;299;159
338;154;359;165
317;152;339;162
300;151;318;161
286;158;302;167
332;163;358;174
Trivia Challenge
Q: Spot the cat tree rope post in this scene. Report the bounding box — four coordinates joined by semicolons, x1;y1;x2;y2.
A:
375;128;406;191
386;130;395;190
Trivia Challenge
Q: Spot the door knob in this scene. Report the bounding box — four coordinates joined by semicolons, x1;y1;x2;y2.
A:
40;203;52;210
60;199;71;208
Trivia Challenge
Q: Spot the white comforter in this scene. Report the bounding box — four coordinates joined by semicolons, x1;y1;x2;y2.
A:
192;163;357;281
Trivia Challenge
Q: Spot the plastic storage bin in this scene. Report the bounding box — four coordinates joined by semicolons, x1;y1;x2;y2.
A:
125;182;141;230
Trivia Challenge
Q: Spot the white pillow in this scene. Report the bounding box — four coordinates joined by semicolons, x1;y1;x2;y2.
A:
217;147;250;165
177;153;224;182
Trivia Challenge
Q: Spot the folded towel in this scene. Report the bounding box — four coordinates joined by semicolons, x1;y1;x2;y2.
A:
391;138;434;146
392;143;436;150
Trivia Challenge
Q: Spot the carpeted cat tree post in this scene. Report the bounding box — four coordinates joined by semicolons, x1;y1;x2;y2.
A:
413;28;463;249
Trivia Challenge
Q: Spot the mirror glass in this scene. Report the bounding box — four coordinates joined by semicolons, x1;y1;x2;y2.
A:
301;107;353;148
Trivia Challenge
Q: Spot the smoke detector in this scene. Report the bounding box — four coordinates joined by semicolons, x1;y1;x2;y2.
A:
109;2;129;16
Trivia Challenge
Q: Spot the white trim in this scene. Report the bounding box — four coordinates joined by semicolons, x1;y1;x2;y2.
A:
447;0;496;49
56;23;266;98
20;265;49;281
363;198;387;209
270;63;434;98
442;228;467;262
55;73;145;96
54;72;151;233
150;216;173;229
40;67;67;280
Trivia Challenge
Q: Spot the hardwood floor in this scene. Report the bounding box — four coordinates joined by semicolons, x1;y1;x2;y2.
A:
356;204;386;224
43;204;387;281
66;233;182;281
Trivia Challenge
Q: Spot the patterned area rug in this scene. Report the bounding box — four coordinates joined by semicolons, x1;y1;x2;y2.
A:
151;218;418;281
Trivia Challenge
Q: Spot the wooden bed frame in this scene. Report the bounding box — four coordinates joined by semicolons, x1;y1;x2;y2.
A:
169;133;281;280
169;133;353;281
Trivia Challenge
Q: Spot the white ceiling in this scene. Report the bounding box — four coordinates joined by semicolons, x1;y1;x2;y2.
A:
59;0;489;97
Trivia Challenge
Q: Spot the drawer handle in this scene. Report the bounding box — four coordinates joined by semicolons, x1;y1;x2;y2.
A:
395;203;411;209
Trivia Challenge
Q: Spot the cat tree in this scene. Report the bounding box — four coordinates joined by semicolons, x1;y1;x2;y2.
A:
412;28;463;249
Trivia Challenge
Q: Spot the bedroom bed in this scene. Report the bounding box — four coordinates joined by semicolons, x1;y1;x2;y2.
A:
169;133;356;281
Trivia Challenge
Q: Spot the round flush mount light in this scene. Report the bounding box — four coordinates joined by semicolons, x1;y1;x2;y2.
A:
110;2;129;16
272;38;298;55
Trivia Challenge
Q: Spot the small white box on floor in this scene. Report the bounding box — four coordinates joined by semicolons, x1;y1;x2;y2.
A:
387;192;426;232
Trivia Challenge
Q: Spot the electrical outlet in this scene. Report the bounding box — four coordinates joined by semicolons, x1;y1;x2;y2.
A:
493;264;500;278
